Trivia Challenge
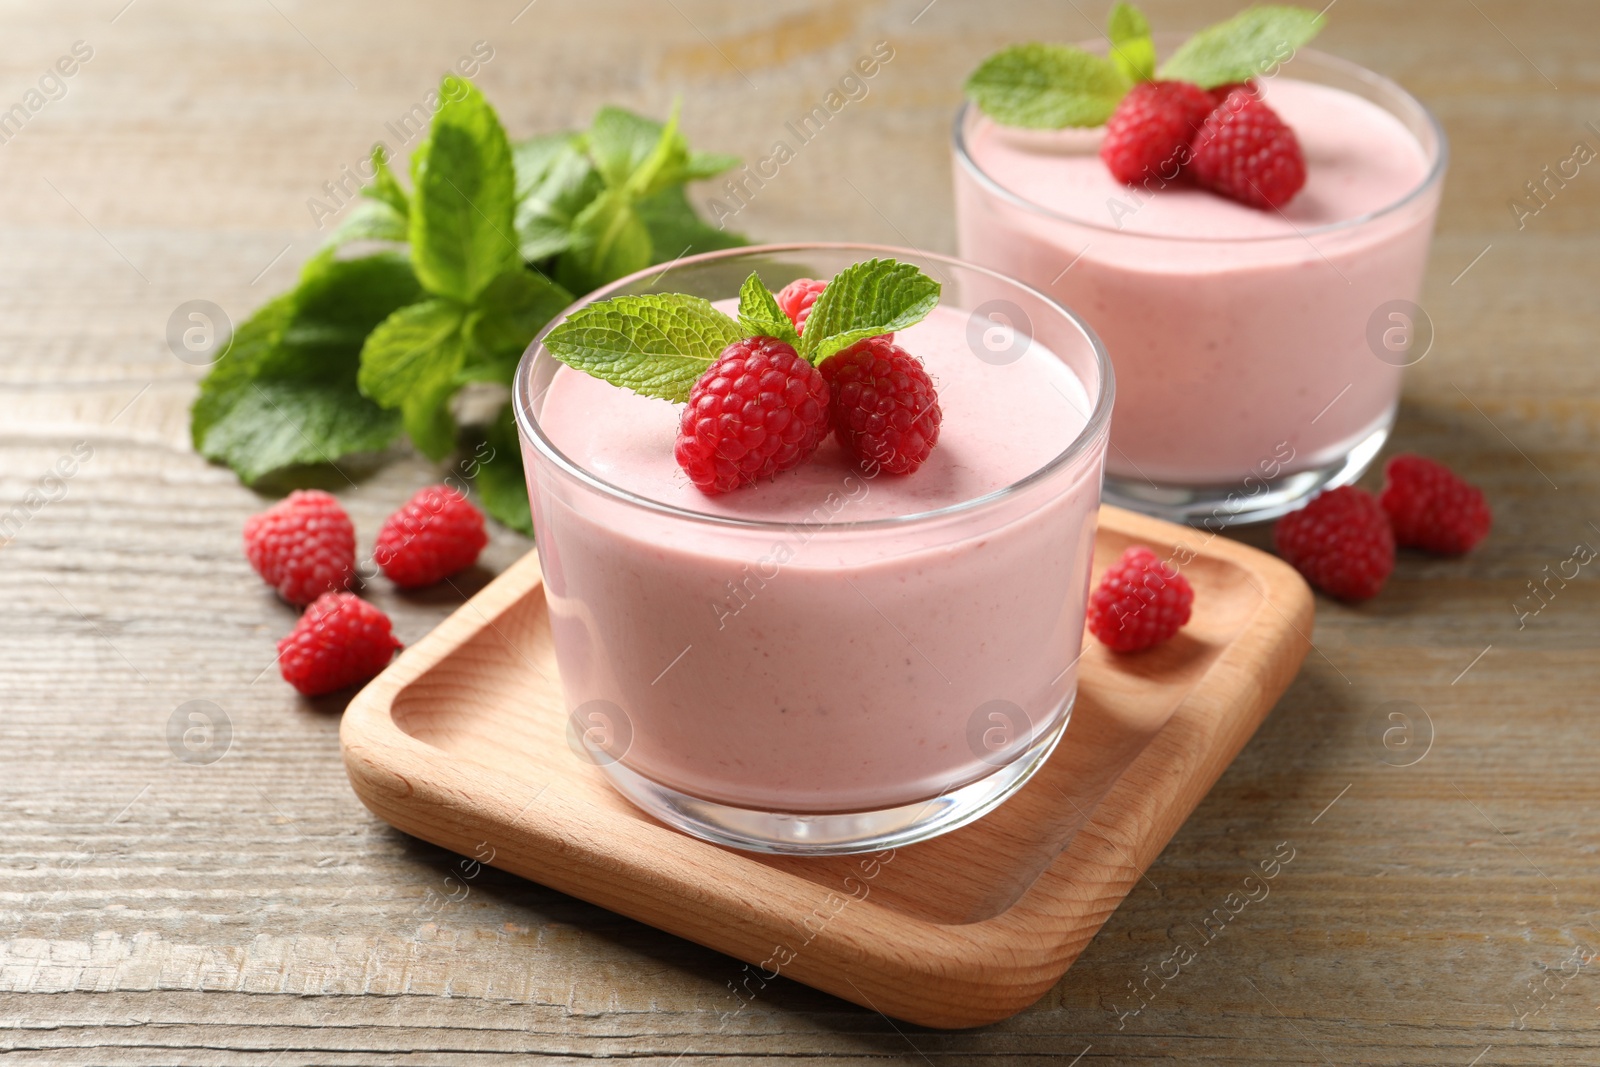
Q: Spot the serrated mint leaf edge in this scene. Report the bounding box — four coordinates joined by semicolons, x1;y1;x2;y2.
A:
964;43;1129;129
736;272;800;347
798;259;941;363
1157;5;1326;88
542;293;744;403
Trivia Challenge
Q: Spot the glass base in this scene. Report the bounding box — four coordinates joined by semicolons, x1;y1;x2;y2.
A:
591;697;1073;856
1103;422;1391;528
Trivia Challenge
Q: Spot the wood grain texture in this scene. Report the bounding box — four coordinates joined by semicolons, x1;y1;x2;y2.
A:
338;506;1312;1028
1;0;1597;1063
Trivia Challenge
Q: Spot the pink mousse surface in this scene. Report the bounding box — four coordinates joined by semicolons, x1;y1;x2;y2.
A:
526;304;1106;812
957;76;1438;486
538;305;1091;521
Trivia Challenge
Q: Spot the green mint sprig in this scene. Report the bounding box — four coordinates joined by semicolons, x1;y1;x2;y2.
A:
543;258;941;403
539;293;745;403
799;259;940;362
1107;2;1157;84
964;43;1128;129
1158;6;1325;88
736;272;800;348
191;75;744;534
963;3;1324;129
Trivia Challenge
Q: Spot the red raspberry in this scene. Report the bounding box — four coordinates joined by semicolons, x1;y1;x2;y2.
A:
1099;80;1215;186
675;336;832;495
1188;88;1307;209
1274;486;1395;601
1086;546;1194;652
819;337;942;476
243;489;355;607
373;485;489;588
277;592;402;697
1379;454;1492;555
775;278;827;334
1207;80;1256;106
774;277;893;345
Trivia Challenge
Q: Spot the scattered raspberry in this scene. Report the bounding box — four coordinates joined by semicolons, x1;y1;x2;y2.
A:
243;489;356;607
1086;546;1194;652
775;278;828;334
373;485;490;588
1379;454;1492;555
819;336;942;476
1099;80;1215;186
1188;88;1307;209
675;336;832;495
1274;486;1395;601
277;592;402;697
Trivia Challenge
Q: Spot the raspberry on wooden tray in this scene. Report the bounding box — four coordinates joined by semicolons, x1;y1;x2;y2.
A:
1086;545;1195;652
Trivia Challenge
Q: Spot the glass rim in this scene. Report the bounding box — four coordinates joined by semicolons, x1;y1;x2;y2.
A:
512;241;1115;534
951;45;1450;244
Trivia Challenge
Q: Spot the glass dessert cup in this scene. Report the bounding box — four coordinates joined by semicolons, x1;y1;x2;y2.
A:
953;46;1447;526
513;244;1113;855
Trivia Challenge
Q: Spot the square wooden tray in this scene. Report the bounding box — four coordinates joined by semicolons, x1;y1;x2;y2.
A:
340;504;1312;1028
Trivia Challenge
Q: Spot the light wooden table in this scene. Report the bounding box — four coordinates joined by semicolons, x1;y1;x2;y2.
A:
2;1;1596;1063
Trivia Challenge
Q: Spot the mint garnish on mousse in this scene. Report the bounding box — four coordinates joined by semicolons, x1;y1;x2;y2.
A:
543;259;944;495
964;4;1325;209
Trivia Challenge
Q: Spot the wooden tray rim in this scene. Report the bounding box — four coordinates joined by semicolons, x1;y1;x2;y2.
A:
340;505;1313;1027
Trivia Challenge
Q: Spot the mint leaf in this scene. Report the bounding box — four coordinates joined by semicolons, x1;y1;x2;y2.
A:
635;185;746;260
358;300;470;461
358;299;467;409
402;362;464;461
798;259;940;363
263;251;423;380
588;106;667;188
324;146;411;250
367;143;409;217
197;379;402;485
512;132;580;199
736;272;799;347
588;105;692;196
524;106;744;290
587;105;736;197
965;43;1128;129
542;293;743;402
191;294;296;448
192;292;406;485
462;267;573;380
409;76;519;303
684;150;740;181
192;253;422;484
472;405;533;535
1159;5;1325;88
1108;2;1157;83
323;199;408;249
557;189;653;297
514;137;603;262
624;106;690;198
